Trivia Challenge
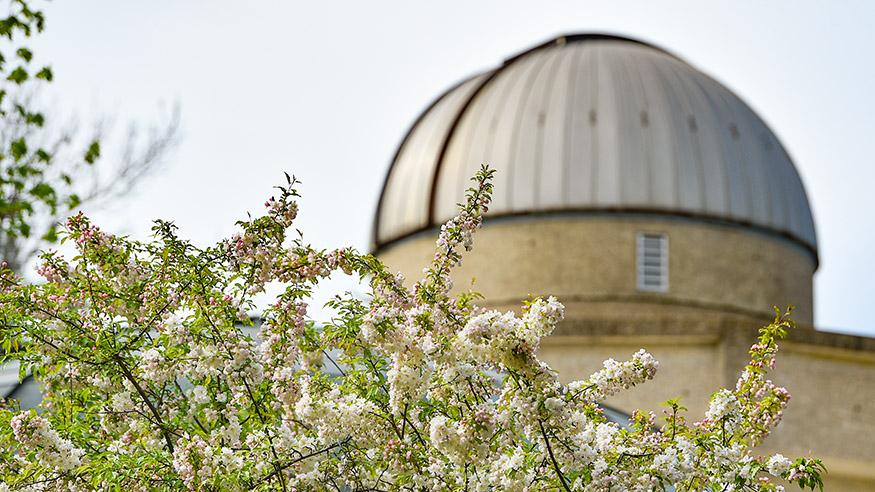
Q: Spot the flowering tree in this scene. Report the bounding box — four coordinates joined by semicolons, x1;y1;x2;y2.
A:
0;167;823;491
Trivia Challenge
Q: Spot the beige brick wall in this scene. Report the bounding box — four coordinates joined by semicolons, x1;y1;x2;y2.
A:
759;343;875;490
378;215;816;323
540;335;722;417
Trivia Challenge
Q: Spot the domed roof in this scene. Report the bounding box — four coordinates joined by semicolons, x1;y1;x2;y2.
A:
373;34;817;259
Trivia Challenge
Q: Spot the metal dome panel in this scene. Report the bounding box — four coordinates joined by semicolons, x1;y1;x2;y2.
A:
373;34;817;258
377;73;491;242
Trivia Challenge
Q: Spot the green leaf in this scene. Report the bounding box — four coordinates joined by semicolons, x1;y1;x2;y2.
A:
41;225;58;242
84;141;100;164
67;193;81;208
25;111;44;126
29;182;55;201
35;65;52;81
10;138;27;160
35;148;50;163
6;66;28;84
16;47;32;62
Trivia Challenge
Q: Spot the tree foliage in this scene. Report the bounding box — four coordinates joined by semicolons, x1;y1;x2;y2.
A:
0;167;823;490
0;0;178;273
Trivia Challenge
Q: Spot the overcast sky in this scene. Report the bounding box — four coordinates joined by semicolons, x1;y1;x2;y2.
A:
28;1;875;335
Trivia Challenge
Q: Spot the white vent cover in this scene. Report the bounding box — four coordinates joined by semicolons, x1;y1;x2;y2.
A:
637;233;669;292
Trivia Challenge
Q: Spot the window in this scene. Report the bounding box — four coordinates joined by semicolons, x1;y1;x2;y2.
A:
637;233;668;292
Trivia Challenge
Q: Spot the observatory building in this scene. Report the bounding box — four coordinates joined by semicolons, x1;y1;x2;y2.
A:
373;34;875;490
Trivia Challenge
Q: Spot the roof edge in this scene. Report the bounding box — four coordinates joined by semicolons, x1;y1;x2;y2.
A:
503;32;682;66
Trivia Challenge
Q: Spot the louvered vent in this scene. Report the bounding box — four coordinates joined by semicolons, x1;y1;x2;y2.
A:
637;233;669;292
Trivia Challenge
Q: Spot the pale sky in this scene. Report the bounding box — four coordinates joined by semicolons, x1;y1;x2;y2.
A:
28;1;875;335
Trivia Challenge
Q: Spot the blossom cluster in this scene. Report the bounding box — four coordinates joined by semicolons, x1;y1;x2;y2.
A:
581;349;660;399
0;166;824;491
9;412;83;472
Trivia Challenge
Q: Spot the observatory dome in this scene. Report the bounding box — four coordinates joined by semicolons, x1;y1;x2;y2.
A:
373;34;817;259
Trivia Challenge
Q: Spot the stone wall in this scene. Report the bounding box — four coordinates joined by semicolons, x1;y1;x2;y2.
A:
377;215;816;323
